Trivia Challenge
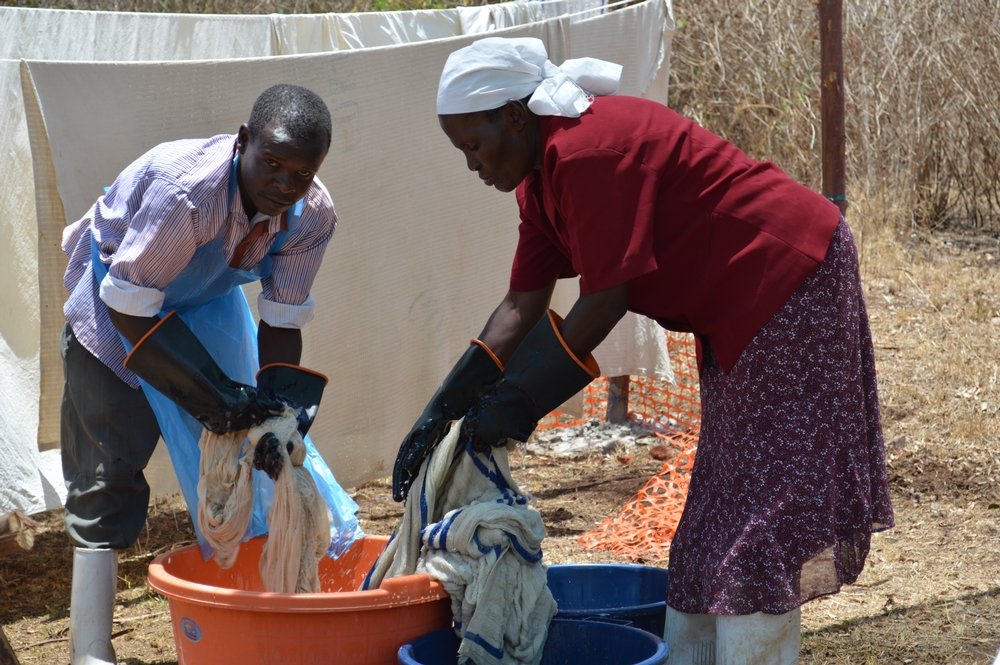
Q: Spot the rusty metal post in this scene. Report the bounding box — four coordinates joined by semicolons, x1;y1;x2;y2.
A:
606;376;630;424
819;0;847;215
0;626;21;665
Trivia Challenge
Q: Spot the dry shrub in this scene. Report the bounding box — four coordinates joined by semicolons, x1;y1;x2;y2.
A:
668;0;1000;234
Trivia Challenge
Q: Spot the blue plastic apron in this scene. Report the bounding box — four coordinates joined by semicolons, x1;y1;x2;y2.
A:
92;155;361;559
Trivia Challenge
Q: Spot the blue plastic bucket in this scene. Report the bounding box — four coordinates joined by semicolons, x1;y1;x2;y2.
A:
398;618;668;665
546;564;668;636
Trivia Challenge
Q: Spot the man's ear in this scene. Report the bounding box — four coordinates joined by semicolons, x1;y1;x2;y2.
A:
236;124;250;154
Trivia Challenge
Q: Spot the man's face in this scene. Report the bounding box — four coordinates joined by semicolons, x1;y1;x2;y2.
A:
439;104;537;194
237;121;328;218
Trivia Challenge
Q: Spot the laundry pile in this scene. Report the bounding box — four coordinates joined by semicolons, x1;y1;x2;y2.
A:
365;419;556;665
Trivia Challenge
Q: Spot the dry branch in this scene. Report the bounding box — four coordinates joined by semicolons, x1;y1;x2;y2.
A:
0;510;39;556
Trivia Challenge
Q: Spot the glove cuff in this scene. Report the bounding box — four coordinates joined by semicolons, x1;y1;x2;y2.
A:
545;310;600;378
122;310;179;369
256;362;328;386
470;338;505;371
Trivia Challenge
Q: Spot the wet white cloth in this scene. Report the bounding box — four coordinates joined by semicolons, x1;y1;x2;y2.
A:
436;36;622;117
197;410;331;593
365;421;556;665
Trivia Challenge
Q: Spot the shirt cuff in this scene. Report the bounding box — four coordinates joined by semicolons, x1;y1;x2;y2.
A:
258;292;315;329
99;274;165;317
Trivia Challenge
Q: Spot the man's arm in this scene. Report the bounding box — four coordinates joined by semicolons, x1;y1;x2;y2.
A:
109;308;285;434
108;309;160;345
257;321;303;367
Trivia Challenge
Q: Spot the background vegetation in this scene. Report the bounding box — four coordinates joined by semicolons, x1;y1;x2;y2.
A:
667;0;1000;235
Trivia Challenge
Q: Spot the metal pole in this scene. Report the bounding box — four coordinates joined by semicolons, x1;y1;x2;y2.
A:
819;0;847;215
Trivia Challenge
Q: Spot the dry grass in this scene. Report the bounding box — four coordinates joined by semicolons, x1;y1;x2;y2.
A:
668;0;1000;234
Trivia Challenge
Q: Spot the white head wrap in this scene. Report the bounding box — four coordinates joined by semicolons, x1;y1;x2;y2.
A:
436;37;623;117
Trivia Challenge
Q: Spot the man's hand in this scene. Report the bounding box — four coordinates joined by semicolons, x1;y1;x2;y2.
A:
256;363;327;436
253;432;287;480
120;311;287;435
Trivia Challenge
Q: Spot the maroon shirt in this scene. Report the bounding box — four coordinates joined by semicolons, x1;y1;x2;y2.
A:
511;96;841;372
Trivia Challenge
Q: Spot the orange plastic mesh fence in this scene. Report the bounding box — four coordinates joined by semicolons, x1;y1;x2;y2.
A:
538;332;701;562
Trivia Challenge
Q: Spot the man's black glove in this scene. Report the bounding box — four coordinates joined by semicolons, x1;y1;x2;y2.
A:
124;312;286;434
252;363;328;480
460;310;598;453
257;363;327;435
391;340;503;502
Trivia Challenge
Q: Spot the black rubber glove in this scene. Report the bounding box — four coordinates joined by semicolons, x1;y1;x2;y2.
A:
460;310;599;453
391;340;503;502
124;312;286;434
257;363;328;436
252;363;328;480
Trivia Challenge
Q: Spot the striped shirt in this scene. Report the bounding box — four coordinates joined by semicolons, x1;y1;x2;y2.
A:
62;134;337;388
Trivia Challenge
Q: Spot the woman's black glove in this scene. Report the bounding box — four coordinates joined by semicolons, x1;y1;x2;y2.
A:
460;310;599;453
391;340;503;502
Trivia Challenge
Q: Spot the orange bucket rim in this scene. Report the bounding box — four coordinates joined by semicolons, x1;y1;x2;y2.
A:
147;541;449;613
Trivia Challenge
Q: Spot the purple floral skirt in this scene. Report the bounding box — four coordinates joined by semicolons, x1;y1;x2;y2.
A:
666;219;894;615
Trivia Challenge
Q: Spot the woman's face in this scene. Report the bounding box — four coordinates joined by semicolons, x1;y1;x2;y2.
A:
439;102;539;193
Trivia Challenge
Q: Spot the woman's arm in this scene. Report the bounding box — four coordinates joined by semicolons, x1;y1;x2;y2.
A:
559;283;630;357
478;281;558;363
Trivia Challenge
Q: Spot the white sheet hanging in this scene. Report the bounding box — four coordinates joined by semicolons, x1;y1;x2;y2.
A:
3;0;675;513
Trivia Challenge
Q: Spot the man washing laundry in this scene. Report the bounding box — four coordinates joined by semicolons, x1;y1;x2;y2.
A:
59;83;349;664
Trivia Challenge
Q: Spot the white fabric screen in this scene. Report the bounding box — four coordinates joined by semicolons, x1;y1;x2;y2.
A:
2;0;675;513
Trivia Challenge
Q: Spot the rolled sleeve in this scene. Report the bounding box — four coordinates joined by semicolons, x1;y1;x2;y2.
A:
99;274;166;317
258;292;315;329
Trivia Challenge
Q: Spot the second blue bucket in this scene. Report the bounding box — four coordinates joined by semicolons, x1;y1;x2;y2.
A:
546;564;669;636
398;618;668;665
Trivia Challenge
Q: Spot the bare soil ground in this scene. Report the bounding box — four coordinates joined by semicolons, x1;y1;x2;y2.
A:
1;226;998;664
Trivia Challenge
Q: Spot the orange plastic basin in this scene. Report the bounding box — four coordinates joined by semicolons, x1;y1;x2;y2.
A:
147;535;451;665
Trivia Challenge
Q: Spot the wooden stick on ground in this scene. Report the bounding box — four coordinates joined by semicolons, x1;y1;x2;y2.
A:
0;510;39;557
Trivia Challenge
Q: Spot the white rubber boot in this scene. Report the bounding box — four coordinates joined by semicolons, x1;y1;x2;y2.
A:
70;547;118;665
665;606;717;664
716;609;801;665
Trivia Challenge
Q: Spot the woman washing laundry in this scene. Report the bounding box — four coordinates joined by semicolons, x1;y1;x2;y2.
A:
392;37;894;664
